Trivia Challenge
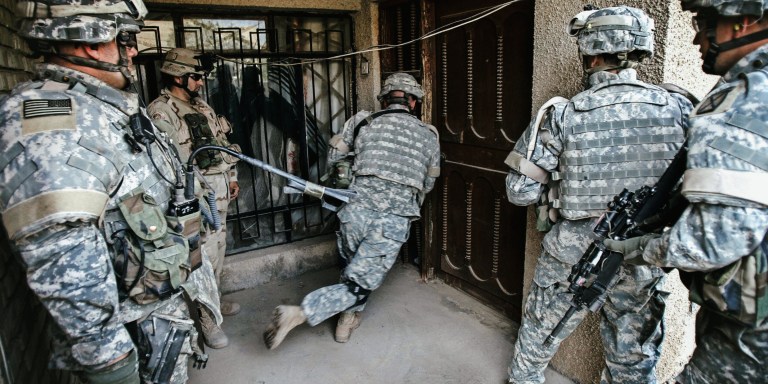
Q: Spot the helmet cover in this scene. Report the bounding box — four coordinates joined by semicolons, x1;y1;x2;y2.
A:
377;72;424;101
16;0;147;45
681;0;768;17
575;6;655;59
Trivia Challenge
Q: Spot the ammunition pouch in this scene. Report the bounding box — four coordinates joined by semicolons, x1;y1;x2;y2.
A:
534;183;558;233
686;232;768;327
135;314;193;384
109;188;201;304
184;113;222;170
321;157;354;189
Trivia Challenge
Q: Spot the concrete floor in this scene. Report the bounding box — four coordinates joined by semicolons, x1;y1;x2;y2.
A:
188;263;573;384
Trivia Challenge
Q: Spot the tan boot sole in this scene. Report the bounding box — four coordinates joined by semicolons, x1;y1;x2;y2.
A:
334;313;361;343
263;305;305;350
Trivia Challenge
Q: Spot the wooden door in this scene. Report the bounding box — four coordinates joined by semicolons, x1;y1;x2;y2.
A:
428;0;534;320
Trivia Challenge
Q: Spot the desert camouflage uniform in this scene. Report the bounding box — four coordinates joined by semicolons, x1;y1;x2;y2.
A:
0;63;220;382
505;68;692;384
148;88;239;285
640;43;768;383
301;104;440;326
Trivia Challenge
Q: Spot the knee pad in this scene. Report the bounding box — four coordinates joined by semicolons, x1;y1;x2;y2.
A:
343;279;371;307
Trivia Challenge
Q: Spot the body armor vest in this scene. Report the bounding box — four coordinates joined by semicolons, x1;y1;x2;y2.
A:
679;67;768;327
0;65;199;305
353;111;437;191
554;79;686;220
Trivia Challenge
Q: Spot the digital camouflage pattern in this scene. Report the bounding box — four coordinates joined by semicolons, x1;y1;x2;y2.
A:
0;63;219;380
508;250;666;384
301;104;439;326
575;6;654;58
681;0;768;16
351;104;440;194
16;0;147;44
505;68;692;384
301;205;411;326
640;43;768;383
377;72;424;101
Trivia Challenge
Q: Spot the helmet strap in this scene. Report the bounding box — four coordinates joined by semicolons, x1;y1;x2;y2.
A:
53;43;135;89
702;24;768;73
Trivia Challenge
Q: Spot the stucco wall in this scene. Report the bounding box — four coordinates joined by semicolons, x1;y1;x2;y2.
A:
529;1;717;382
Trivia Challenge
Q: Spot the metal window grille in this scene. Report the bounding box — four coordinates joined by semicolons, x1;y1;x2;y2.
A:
134;10;355;255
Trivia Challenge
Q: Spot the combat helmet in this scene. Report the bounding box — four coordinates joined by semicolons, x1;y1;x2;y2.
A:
682;0;768;16
377;72;424;102
16;0;147;86
17;0;147;49
161;48;207;77
682;0;768;73
571;6;655;71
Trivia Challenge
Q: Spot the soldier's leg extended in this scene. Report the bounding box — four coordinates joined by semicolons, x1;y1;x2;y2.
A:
508;251;590;384
264;207;409;349
599;266;666;384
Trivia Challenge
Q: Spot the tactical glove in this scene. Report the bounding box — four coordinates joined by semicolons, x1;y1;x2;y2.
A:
603;234;659;266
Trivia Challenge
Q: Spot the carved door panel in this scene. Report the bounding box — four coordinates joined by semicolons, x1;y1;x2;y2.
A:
432;0;534;319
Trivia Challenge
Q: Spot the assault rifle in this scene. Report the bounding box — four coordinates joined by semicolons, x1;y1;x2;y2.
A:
543;143;689;347
184;145;357;212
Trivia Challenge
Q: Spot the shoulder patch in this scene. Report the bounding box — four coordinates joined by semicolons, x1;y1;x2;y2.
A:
23;99;72;119
694;83;739;116
22;98;77;135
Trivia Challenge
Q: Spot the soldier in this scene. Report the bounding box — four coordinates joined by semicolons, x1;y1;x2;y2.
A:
605;0;768;382
0;0;220;383
503;6;693;384
262;73;441;349
148;48;242;349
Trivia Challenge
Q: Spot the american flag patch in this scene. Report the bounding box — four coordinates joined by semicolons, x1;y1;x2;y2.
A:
23;99;73;118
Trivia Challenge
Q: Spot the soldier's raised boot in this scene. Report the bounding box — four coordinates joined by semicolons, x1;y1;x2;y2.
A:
334;311;361;343
220;300;241;316
200;308;229;349
264;305;307;350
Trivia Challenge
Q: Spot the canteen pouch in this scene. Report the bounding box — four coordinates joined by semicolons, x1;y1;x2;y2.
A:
111;189;191;304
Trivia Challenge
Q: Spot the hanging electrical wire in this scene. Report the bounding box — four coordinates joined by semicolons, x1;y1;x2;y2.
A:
138;0;520;68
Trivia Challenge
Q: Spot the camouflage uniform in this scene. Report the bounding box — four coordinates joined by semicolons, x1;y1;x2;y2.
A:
505;67;692;384
0;63;220;382
148;88;239;286
301;103;441;326
638;41;768;384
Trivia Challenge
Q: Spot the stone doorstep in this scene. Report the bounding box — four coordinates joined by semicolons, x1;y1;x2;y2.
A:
219;233;338;294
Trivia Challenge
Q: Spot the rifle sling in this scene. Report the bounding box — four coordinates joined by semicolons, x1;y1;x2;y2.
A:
352;109;412;142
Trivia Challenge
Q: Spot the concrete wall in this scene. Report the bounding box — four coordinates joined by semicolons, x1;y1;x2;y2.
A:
529;1;717;382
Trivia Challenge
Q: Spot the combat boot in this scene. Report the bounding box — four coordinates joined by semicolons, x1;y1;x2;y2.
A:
220;300;241;316
263;305;306;350
200;308;229;349
334;311;361;343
